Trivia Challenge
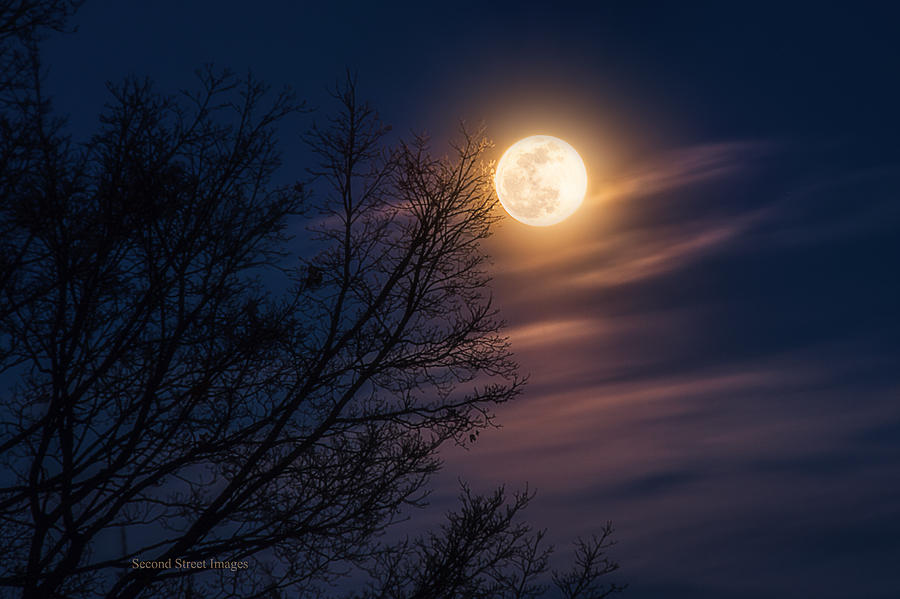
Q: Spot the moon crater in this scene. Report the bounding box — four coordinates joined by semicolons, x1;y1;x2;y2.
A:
494;135;587;227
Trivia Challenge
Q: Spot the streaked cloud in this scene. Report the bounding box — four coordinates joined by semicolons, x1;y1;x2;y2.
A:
600;141;770;202
492;142;771;295
562;218;754;289
494;144;899;303
444;142;900;597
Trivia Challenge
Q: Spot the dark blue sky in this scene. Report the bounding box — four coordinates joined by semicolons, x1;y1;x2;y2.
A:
42;2;900;597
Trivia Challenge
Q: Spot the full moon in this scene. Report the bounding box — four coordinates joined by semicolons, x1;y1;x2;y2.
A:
494;135;587;226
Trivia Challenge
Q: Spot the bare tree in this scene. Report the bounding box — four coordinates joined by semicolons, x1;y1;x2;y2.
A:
355;484;624;599
0;2;624;598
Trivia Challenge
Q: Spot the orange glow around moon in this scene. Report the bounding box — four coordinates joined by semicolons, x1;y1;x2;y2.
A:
494;135;588;226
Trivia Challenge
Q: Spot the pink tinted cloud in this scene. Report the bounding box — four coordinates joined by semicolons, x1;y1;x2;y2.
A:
492;141;771;292
443;355;898;510
563;219;751;289
601;141;769;203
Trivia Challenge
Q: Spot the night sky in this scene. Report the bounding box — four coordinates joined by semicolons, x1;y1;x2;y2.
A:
42;2;900;597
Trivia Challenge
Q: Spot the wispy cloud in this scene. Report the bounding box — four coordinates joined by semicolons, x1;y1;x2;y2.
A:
563;217;758;289
493;141;771;292
504;317;609;349
600;141;769;202
495;143;900;299
461;141;900;597
442;350;900;535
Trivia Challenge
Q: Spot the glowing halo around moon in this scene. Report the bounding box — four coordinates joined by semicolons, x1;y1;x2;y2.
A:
494;135;588;227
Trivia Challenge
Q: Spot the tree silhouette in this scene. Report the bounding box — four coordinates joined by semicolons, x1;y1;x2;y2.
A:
0;2;624;598
355;485;623;599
